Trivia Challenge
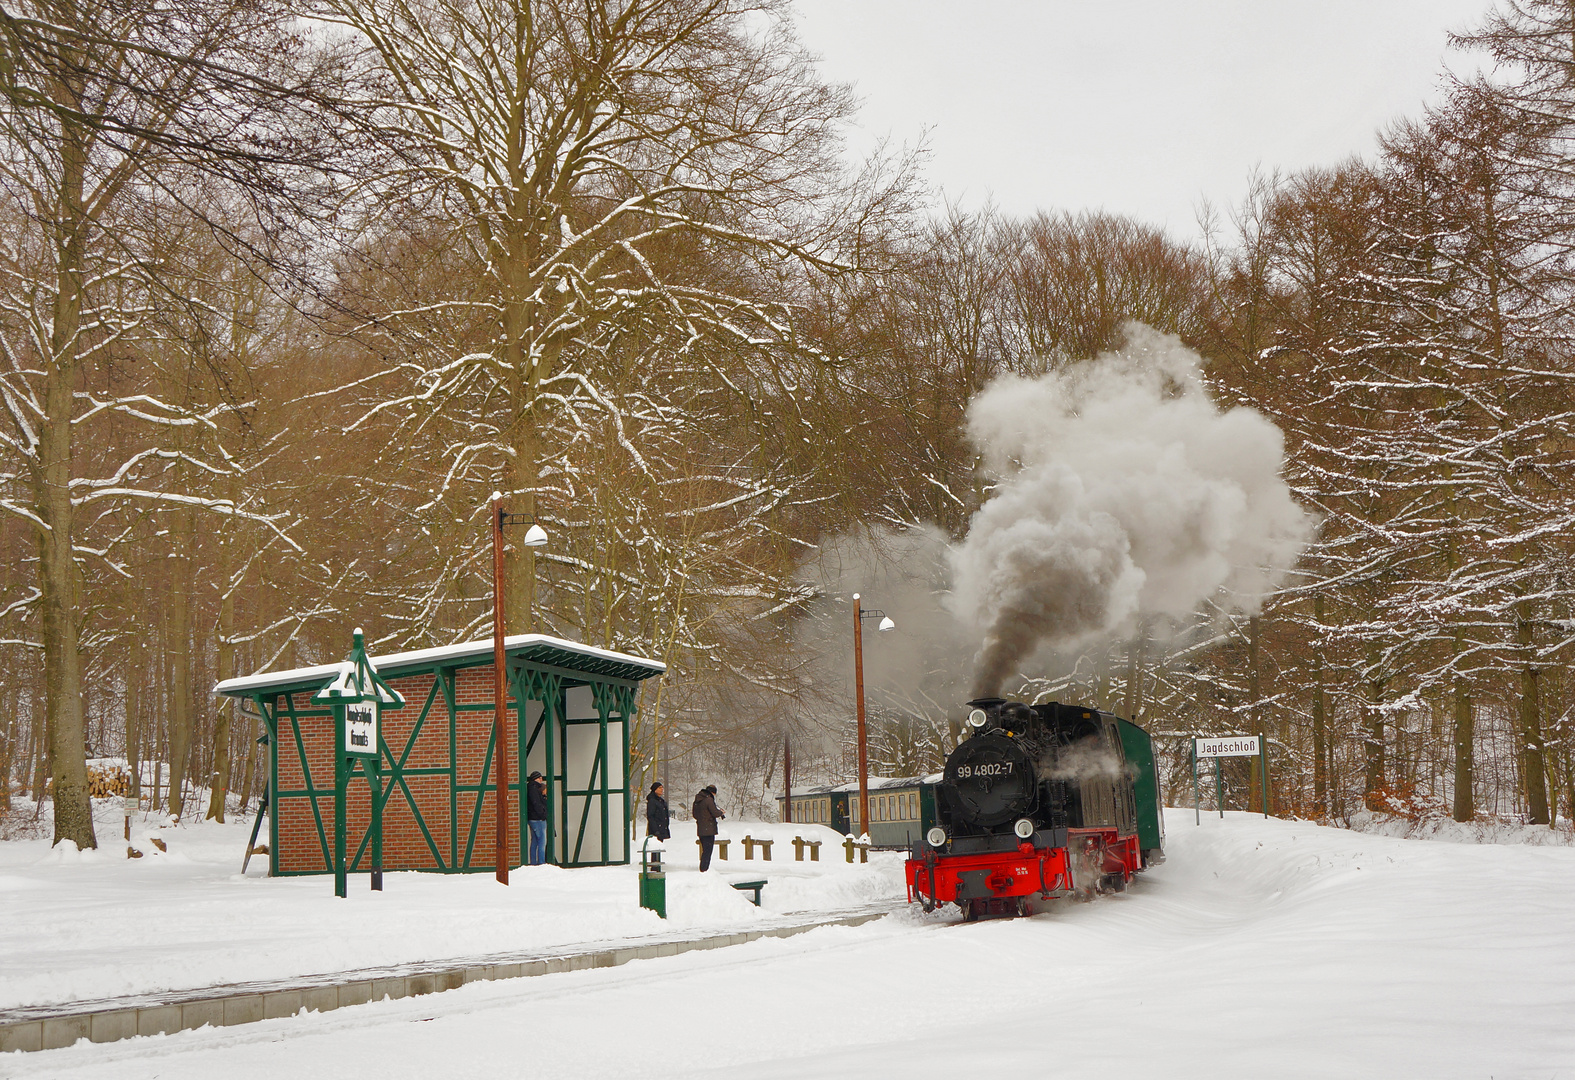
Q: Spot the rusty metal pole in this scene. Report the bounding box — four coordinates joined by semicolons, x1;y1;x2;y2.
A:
854;593;869;840
783;734;792;823
491;496;510;886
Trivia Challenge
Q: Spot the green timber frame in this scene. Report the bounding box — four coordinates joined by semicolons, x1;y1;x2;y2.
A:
217;636;663;876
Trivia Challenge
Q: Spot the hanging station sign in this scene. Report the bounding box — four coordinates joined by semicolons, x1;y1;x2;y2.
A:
311;627;405;898
345;700;378;757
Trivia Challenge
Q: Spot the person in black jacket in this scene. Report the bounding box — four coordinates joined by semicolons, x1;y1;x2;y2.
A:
526;771;549;865
645;782;670;842
692;784;724;871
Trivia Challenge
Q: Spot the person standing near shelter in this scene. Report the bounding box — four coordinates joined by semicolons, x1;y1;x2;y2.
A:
692;784;724;871
526;771;549;865
646;782;670;842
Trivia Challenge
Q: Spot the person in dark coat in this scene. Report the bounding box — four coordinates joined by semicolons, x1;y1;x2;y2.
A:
692;784;724;871
526;771;549;865
645;782;671;842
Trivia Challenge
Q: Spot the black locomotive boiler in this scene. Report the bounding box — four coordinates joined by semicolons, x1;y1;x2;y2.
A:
905;697;1164;919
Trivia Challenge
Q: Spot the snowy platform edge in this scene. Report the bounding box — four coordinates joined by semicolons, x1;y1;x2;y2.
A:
0;908;893;1053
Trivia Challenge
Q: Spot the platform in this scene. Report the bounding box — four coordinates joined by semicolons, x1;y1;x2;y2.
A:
0;905;894;1053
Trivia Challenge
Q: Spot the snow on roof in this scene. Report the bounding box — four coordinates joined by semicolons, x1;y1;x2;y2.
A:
215;633;666;697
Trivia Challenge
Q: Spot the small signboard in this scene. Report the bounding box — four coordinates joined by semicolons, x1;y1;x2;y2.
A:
345;701;378;757
1195;735;1261;758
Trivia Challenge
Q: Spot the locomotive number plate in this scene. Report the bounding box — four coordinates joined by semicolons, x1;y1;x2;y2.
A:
956;762;1012;779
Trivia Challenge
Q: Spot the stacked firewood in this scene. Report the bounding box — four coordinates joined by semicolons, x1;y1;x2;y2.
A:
84;764;131;798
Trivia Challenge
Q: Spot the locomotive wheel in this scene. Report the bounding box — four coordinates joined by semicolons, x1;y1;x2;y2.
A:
962;900;982;922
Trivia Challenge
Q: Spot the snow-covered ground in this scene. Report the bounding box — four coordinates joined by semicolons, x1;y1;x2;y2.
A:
6;808;1574;1078
0;809;892;1012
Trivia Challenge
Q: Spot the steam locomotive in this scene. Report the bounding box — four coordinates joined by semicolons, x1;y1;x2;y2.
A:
905;697;1164;920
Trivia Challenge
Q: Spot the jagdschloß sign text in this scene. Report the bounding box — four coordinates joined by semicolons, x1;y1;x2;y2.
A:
1195;735;1261;758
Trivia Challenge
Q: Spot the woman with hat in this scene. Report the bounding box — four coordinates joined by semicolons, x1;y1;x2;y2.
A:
526;771;549;865
645;782;670;842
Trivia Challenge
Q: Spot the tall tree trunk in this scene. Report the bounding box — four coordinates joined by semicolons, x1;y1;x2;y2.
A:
1247;615;1263;812
205;583;235;821
165;524;194;818
0;710;13;814
127;637;142;803
1451;667;1474;822
27;676;44;802
30;52;96;849
38;338;94;847
1312;595;1328;815
506;415;544;631
1363;674;1386;810
1122;622;1146;722
236;709;258;816
1517;608;1549;824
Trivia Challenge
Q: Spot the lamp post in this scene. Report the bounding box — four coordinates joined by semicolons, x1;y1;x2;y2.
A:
851;593;895;840
490;492;548;885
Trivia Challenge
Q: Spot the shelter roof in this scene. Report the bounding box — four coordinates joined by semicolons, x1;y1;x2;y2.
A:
214;633;666;700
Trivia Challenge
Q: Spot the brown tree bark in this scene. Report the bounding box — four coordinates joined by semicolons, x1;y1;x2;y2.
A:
1517;609;1549;824
36;105;96;847
1312;594;1328;815
1362;674;1386;810
1451;671;1475;822
165;518;195;819
207;516;237;818
127;638;142;803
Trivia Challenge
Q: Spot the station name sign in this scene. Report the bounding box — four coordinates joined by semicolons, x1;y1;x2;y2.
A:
345;701;378;757
1195;735;1261;758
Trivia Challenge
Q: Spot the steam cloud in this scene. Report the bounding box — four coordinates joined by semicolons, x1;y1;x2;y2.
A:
950;325;1314;697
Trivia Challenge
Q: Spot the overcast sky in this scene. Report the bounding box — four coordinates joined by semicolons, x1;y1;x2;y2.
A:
791;0;1494;240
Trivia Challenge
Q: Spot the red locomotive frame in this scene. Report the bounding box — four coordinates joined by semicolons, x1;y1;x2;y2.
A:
906;827;1143;914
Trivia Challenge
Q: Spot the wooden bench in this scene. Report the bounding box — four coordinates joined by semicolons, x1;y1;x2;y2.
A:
741;835;773;861
842;837;870;864
730;879;767;906
697;838;729;860
791;836;821;862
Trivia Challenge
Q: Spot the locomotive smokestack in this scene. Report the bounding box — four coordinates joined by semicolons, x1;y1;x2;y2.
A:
952;324;1313;696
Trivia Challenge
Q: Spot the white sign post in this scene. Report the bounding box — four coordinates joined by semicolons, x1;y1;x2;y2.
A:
1192;735;1271;822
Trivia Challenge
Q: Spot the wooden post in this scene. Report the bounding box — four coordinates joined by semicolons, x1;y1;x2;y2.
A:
853;594;869;840
334;729;347;899
370;758;383;891
1192;738;1200;826
491;496;510;886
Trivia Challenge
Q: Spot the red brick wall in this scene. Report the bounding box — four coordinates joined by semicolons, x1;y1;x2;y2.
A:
272;663;521;875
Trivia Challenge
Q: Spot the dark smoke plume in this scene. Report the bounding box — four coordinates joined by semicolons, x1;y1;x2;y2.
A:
950;325;1313;697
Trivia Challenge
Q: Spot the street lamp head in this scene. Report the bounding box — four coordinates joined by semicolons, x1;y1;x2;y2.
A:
522;523;548;548
877;616;895;632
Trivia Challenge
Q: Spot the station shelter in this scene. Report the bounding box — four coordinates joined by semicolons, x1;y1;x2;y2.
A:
215;634;665;876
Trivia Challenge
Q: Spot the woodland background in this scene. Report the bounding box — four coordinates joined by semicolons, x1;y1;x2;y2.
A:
1;0;1572;847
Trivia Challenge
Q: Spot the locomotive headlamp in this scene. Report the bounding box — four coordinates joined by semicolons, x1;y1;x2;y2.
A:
967;709;987;728
926;826;947;848
1013;818;1035;840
